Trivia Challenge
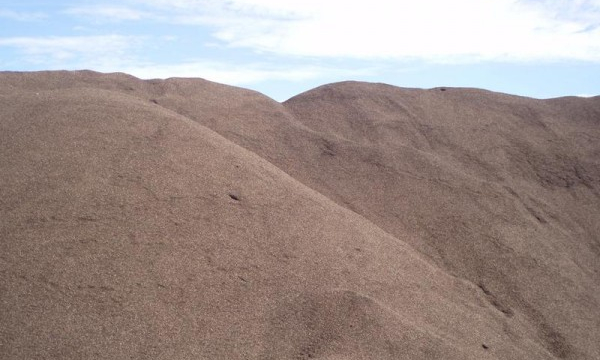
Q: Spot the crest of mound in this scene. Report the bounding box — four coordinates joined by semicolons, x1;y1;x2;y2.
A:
283;80;600;360
0;70;308;160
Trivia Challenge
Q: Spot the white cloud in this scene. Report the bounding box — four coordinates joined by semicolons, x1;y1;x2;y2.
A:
216;0;600;62
0;9;46;21
118;0;600;63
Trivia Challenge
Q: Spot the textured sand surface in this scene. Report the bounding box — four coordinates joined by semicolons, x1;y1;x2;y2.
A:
1;71;599;359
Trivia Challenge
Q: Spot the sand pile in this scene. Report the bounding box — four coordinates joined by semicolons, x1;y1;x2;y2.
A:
1;71;599;359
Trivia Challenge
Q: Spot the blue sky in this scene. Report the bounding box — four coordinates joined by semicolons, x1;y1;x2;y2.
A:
1;0;599;101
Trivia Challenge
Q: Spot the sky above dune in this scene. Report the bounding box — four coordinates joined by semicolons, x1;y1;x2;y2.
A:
1;0;599;100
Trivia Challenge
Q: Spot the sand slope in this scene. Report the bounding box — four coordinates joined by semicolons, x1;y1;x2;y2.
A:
1;71;599;359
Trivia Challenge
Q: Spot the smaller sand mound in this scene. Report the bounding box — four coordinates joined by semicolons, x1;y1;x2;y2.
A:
263;289;476;360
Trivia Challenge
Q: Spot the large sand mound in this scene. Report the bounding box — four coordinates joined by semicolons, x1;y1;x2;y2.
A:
1;71;599;359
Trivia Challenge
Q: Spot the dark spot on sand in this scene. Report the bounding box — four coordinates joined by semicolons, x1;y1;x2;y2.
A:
321;139;336;156
525;205;547;224
478;283;514;317
477;283;492;296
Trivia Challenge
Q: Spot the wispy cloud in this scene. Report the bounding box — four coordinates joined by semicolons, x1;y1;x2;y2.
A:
525;0;600;24
64;6;150;21
0;9;46;21
0;35;142;66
